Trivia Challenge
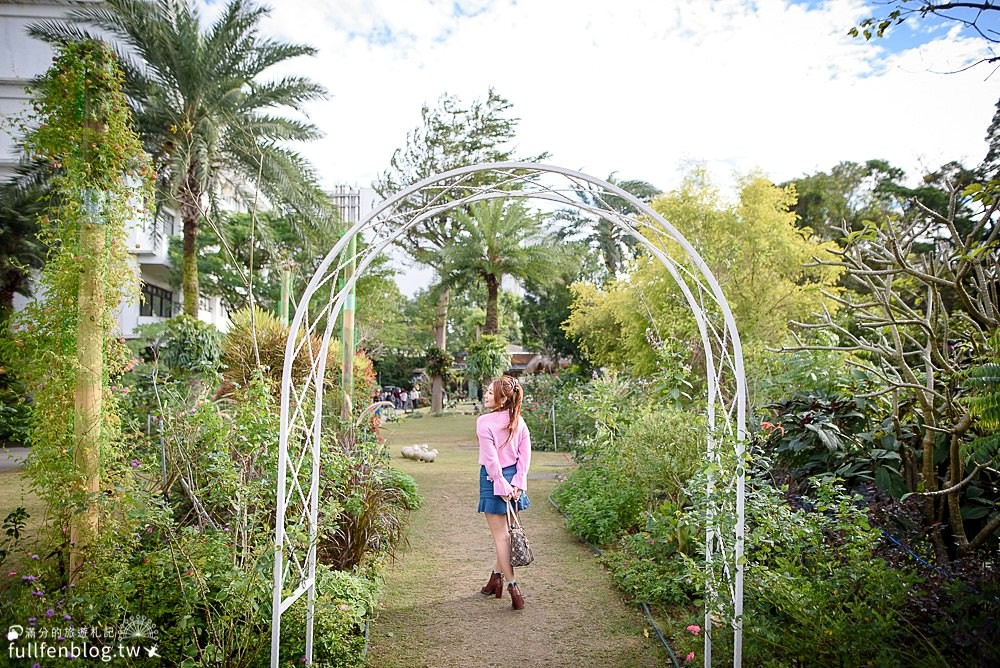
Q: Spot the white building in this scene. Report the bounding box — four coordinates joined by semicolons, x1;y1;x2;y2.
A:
329;185;378;225
1;0;226;336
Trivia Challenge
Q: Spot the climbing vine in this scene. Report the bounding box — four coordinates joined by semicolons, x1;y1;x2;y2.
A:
9;39;152;577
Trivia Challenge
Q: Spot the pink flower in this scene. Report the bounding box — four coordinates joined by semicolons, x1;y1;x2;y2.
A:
685;651;695;662
338;604;350;611
686;624;701;635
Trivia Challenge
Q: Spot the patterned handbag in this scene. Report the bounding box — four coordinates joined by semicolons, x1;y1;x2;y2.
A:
506;500;534;567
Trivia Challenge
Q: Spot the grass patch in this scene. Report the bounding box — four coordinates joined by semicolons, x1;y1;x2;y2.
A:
0;469;48;575
380;411;478;449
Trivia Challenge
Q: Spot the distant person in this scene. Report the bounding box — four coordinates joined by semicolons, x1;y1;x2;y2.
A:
410;385;420;409
477;375;532;610
401;388;410;413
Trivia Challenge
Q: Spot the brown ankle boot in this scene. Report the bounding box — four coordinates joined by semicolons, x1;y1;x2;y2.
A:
507;582;524;610
480;571;503;598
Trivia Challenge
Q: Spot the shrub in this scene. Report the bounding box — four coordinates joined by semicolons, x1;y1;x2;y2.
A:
318;441;418;570
222;306;376;415
552;463;645;545
144;314;223;374
464;335;510;387
520;373;588;451
739;479;926;666
601;504;700;607
763;391;906;496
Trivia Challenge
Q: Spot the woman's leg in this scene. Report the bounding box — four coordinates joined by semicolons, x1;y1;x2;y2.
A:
485;512;515;581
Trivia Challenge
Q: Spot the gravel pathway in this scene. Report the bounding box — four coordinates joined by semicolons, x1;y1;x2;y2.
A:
366;413;665;667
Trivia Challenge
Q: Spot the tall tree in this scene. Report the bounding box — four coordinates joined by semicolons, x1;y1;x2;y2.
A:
31;0;331;316
554;174;661;280
375;88;547;410
565;171;845;375
783;160;908;242
442;199;564;335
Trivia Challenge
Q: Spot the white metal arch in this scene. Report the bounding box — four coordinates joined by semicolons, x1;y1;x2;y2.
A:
271;162;748;667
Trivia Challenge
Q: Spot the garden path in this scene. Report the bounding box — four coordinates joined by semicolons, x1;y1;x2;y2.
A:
365;410;665;667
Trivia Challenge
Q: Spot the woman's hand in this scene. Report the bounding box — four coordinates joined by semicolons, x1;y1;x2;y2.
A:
511;487;522;501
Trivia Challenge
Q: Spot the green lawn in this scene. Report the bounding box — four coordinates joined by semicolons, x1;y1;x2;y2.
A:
0;467;47;575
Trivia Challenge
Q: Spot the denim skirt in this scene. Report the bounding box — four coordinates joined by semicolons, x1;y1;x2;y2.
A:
478;464;531;514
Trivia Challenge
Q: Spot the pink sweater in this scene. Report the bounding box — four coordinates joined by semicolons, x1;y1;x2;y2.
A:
477;410;532;497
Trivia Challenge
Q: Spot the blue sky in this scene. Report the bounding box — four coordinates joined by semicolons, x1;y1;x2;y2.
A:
197;0;998;293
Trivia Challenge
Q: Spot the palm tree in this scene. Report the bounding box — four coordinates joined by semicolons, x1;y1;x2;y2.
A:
30;0;331;316
443;199;564;335
555;174;661;279
0;167;50;317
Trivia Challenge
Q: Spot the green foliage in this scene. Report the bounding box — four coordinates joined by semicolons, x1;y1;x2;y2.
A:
961;334;1000;465
9;39;151;536
423;344;454;379
552;376;705;545
763;392;906;496
443;199;566;334
518;269;594;368
318;441;420;571
601;510;699;606
0;167;50;313
464;334;510;386
551;463;645;545
141;314;223;374
519;373;588;451
222;305;301;390
1;373;400;667
375;87;547;272
31;0;333;316
553;173;662;279
565;170;845;373
0;368;32;446
0;507;29;567
739;479;924;666
221;306;376;417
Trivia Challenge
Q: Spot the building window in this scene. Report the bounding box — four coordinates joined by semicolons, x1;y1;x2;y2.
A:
140;284;173;318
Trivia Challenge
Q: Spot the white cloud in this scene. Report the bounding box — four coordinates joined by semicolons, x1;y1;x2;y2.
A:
200;0;998;293
243;0;995;188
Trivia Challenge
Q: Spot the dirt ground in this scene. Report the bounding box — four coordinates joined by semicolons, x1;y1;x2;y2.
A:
366;411;665;668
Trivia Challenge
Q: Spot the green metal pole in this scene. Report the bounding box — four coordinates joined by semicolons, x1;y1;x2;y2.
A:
279;267;292;327
340;233;356;419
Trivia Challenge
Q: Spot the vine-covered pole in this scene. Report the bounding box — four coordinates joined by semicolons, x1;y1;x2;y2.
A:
21;40;152;582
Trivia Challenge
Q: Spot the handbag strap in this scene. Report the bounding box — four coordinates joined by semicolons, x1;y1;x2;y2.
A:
506;499;522;529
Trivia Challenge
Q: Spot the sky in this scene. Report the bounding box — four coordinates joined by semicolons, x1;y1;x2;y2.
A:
199;0;999;294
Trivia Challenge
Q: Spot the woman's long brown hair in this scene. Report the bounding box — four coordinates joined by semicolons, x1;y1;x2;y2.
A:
491;375;523;447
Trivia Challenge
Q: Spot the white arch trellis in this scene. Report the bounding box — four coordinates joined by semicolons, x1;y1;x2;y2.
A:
270;162;748;667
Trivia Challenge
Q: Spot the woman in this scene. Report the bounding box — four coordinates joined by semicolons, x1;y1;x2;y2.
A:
477;375;532;610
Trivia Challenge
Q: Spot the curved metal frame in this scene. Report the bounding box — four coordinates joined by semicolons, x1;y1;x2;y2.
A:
270;162;747;667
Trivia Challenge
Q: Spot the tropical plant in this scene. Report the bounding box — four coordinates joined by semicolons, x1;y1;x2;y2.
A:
142;314;223;374
554;172;661;279
784;171;999;560
762;392;907;497
443;199;564;334
463;334;511;389
0;168;50;315
30;0;332;316
375;88;547;411
318;443;420;570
